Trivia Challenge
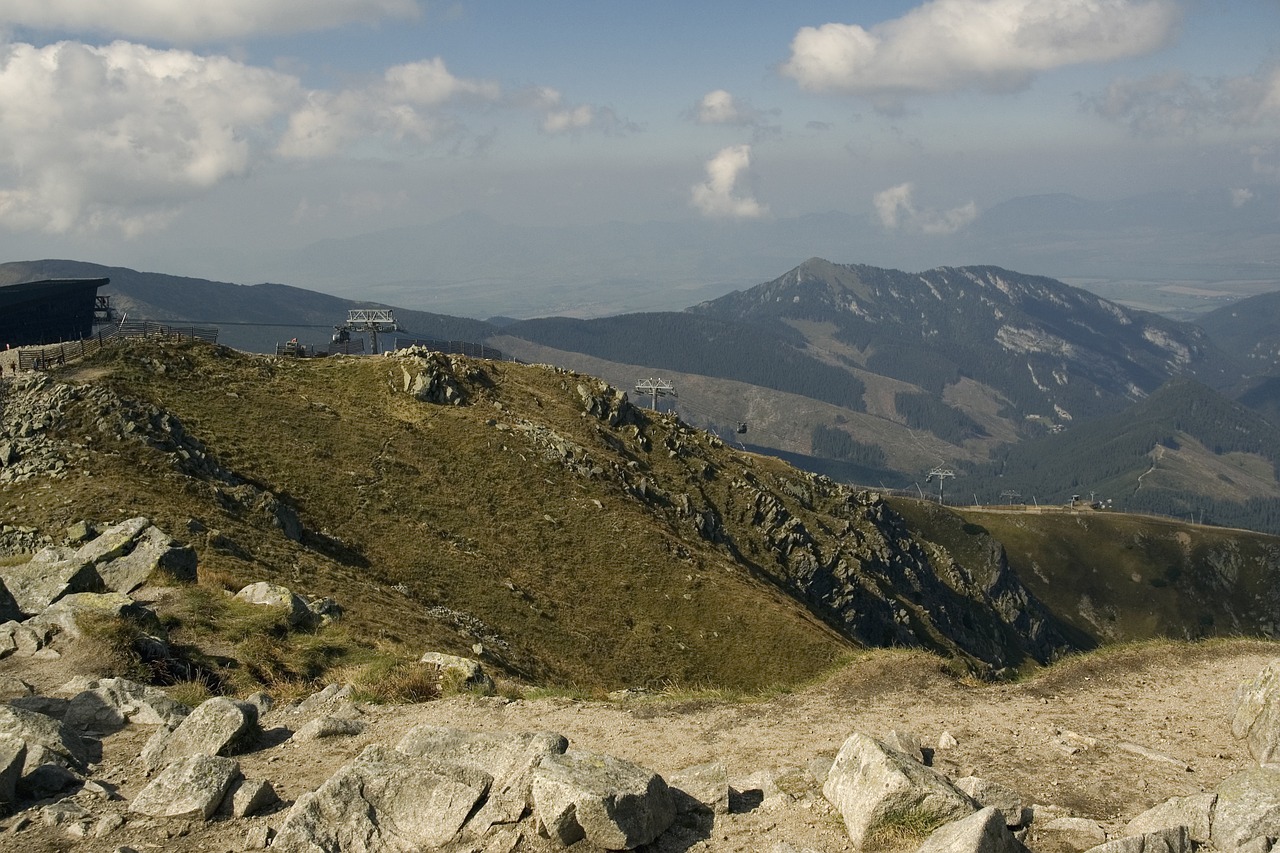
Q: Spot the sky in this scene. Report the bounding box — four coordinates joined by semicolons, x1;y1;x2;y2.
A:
1;1;1278;309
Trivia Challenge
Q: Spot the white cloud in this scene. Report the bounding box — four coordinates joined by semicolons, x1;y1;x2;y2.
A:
526;87;635;135
277;57;500;158
0;40;299;235
1089;64;1280;135
1;0;419;42
690;145;767;219
1231;187;1254;208
697;90;744;125
781;0;1179;100
873;182;977;235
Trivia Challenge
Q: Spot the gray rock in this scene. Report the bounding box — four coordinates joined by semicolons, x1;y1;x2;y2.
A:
244;823;274;850
95;526;197;593
1213;766;1280;850
917;806;1026;853
0;734;25;813
64;677;190;735
293;683;350;714
28;592;160;640
0;579;19;625
129;754;241;821
0;675;33;700
0;704;87;772
955;777;1030;828
272;744;491;853
19;762;82;799
234;582;315;628
140;696;258;773
65;520;96;544
40;798;91;830
222;777;279;818
1125;793;1215;844
1235;660;1280;764
292;716;366;742
1084;826;1191;853
0;620;44;658
1237;838;1274;853
884;729;926;764
419;651;495;693
396;725;568;833
822;732;976;849
73;517;149;566
93;811;125;837
669;761;730;815
0;552;100;617
532;749;675;850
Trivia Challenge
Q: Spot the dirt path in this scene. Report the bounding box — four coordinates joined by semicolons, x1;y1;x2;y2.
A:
5;641;1275;852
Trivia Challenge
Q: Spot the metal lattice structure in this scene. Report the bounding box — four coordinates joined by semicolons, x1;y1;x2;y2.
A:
635;377;677;410
337;309;399;355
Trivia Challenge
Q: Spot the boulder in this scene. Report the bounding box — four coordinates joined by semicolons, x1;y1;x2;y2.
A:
1212;766;1280;850
419;651;495;693
129;754;241;821
222;777;279;818
0;579;20;624
272;744;491;853
1234;660;1280;764
28;592;161;640
396;725;569;832
0;675;33;700
0;734;26;814
0;620;44;657
0;551;100;617
668;761;730;815
140;696;258;773
63;677;190;735
234;582;315;628
292;716;366;742
73;517;149;566
884;729;926;764
1125;793;1215;844
1083;826;1191;853
0;704;87;773
955;777;1030;828
532;749;675;850
916;806;1025;853
822;732;976;849
95;525;197;593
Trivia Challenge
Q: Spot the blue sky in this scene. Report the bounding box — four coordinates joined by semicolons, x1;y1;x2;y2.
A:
0;1;1278;309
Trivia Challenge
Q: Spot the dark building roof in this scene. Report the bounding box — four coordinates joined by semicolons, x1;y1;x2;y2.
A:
0;278;109;347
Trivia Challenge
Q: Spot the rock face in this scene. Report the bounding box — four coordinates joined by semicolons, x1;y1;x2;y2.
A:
1234;659;1280;764
129;754;241;820
0;705;87;773
140;696;258;773
0;550;100;617
822;732;976;849
272;744;492;853
0;734;26;814
531;749;675;850
28;591;160;639
1125;793;1215;844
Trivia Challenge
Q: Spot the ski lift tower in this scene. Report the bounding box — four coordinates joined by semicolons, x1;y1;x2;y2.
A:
635;377;677;411
343;309;399;355
925;466;955;504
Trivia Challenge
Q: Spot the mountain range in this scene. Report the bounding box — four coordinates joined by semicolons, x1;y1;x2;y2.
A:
6;254;1280;534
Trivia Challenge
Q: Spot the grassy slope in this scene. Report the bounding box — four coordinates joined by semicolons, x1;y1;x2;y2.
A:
932;505;1280;644
40;341;853;691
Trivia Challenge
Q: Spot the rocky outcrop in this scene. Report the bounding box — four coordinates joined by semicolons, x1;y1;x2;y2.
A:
419;651;495;694
916;806;1025;853
62;677;190;736
1234;659;1280;764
